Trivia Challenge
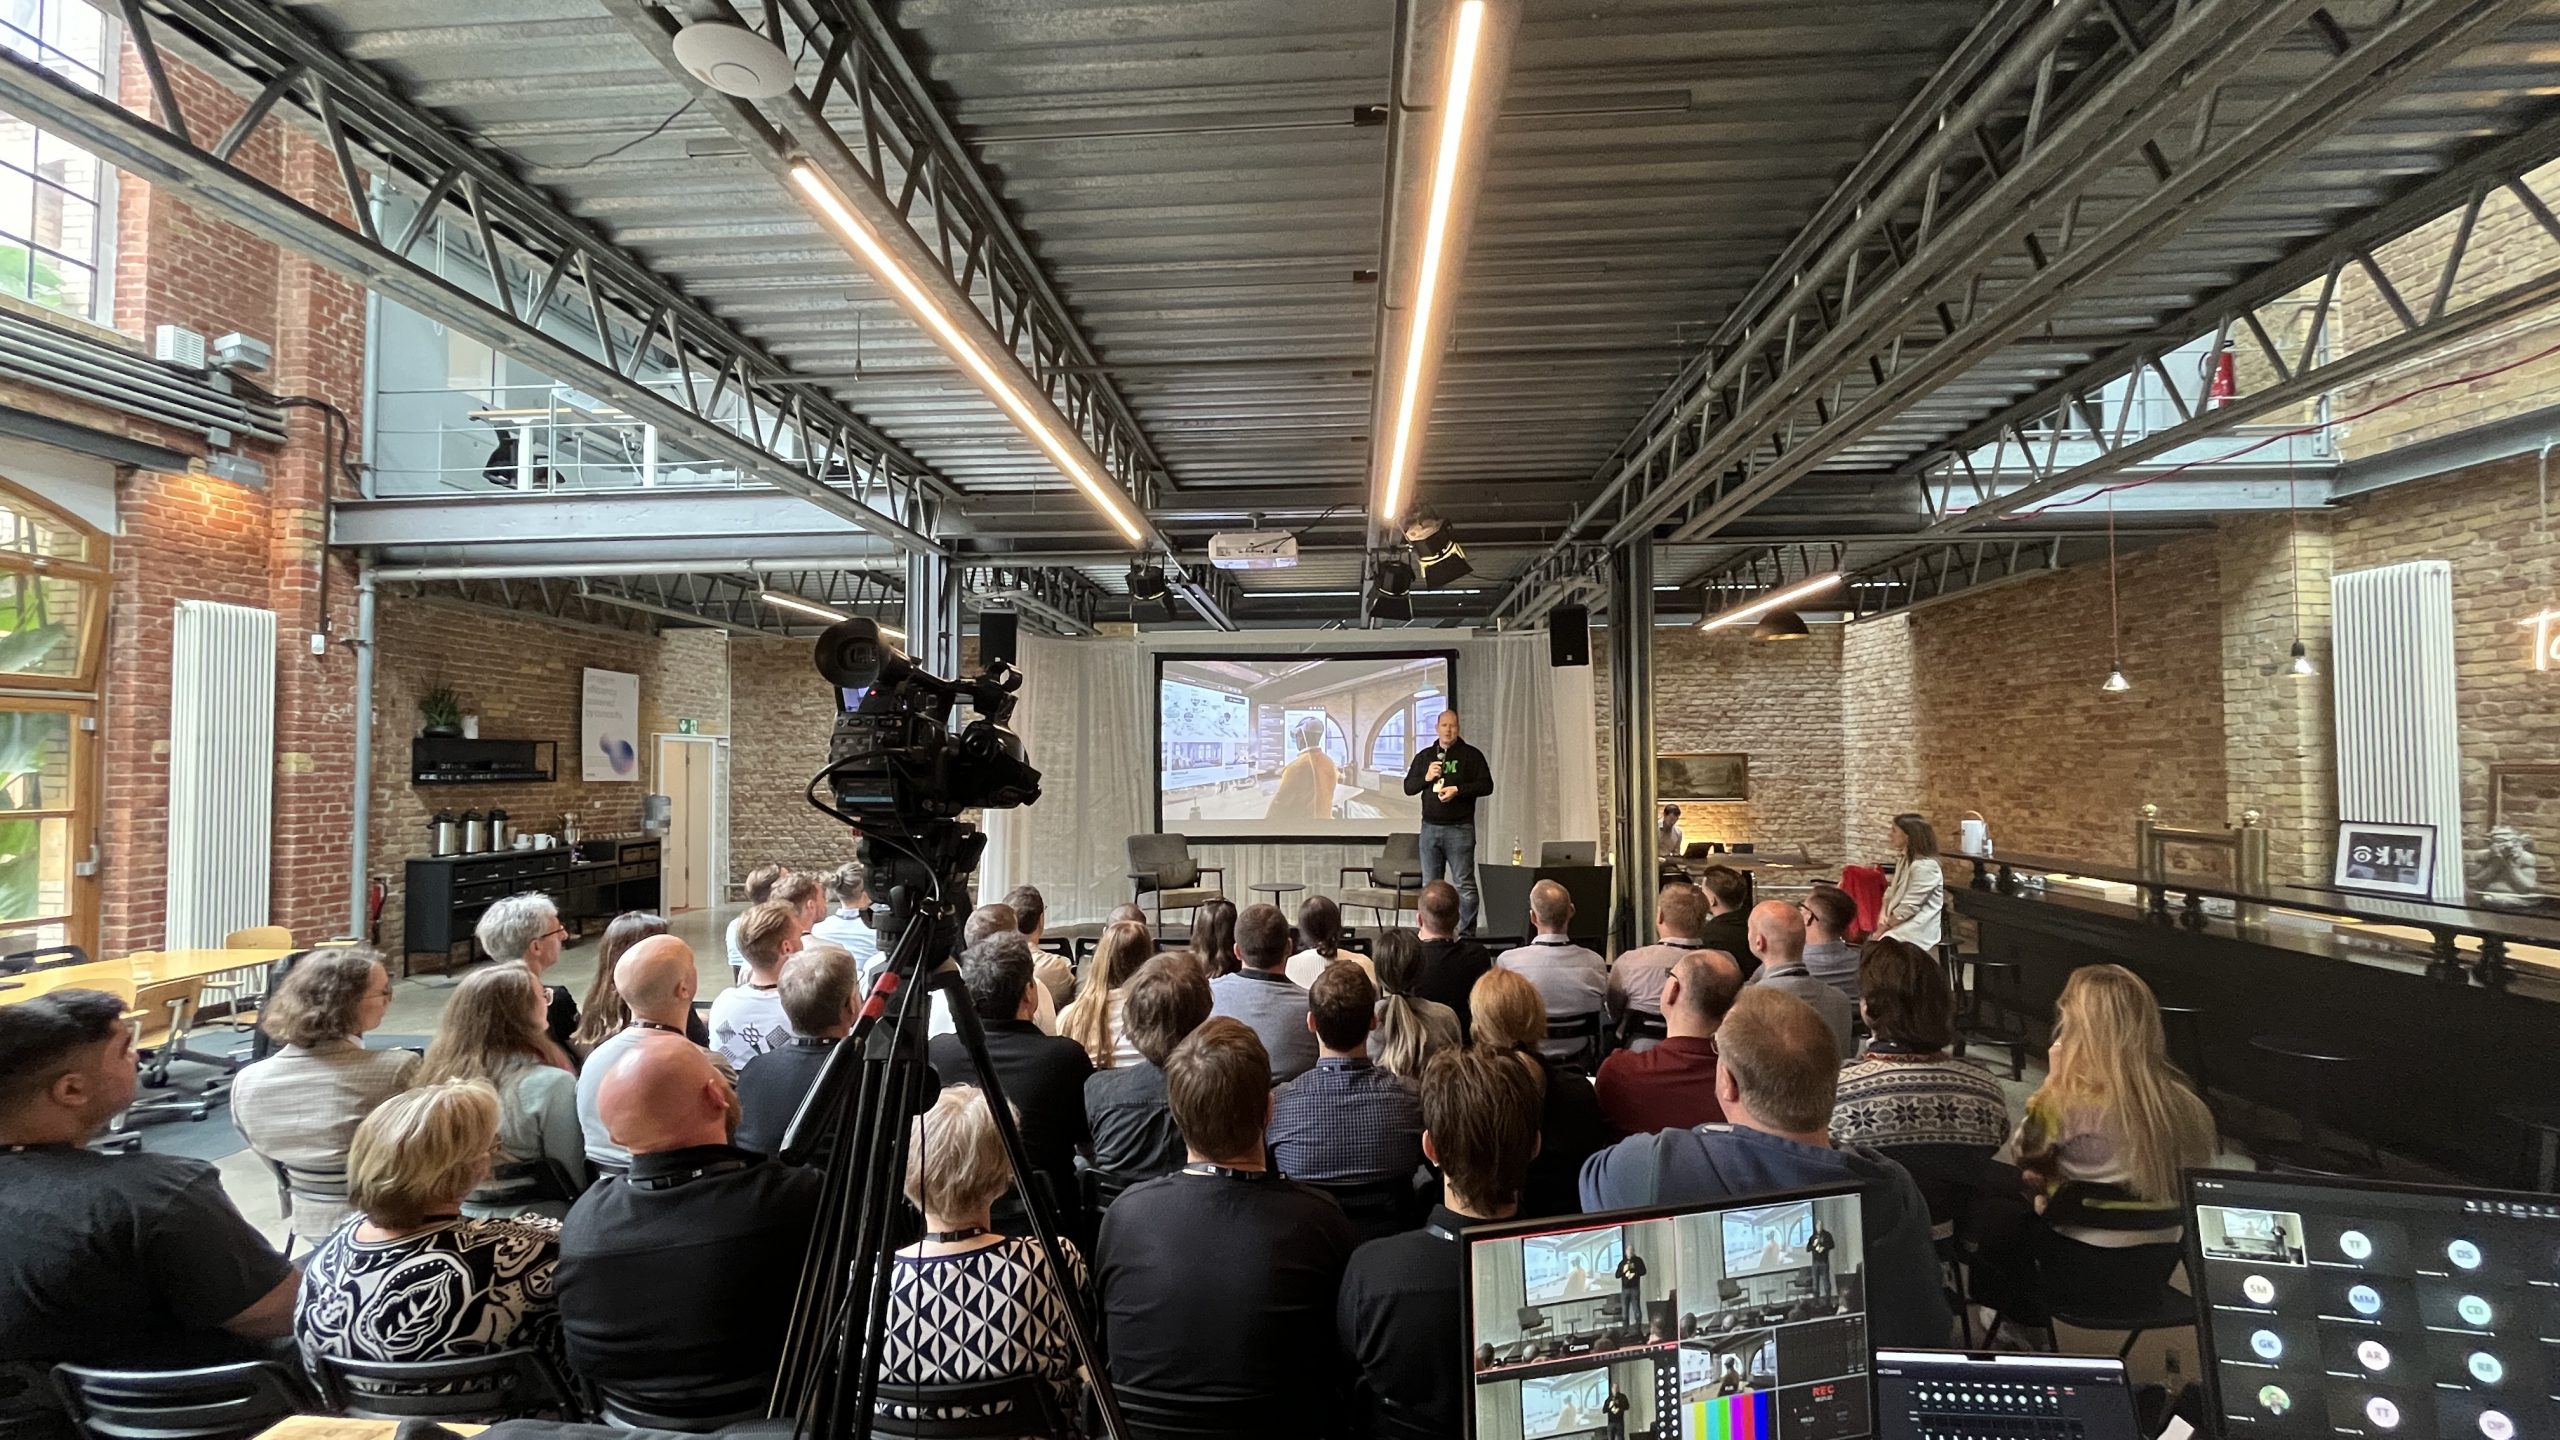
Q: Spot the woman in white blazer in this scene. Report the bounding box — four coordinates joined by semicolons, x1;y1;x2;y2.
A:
1879;813;1946;948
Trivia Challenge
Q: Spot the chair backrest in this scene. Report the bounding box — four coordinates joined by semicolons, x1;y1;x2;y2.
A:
593;1375;770;1433
868;1375;1065;1439
1372;833;1422;887
1305;1174;1424;1243
1079;1166;1150;1215
51;1362;311;1440
311;1349;577;1422
1126;834;1197;893
3;946;88;975
1111;1384;1304;1440
1548;1011;1606;1071
221;927;291;950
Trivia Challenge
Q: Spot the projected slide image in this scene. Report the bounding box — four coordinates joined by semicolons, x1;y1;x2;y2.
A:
1156;652;1452;839
1521;1368;1616;1439
1527;1227;1626;1306
1722;1201;1815;1278
2200;1206;2309;1266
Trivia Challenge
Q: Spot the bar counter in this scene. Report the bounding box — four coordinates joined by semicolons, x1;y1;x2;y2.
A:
1949;851;2560;1186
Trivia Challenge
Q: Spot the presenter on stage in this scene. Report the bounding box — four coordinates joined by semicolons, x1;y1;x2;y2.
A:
1405;710;1493;936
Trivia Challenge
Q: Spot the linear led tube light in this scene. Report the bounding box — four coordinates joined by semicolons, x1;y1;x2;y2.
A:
788;163;1146;547
1698;572;1843;632
759;589;908;644
1374;0;1489;528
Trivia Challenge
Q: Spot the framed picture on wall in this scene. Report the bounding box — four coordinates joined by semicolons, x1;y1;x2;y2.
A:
2331;820;2437;900
1656;752;1747;802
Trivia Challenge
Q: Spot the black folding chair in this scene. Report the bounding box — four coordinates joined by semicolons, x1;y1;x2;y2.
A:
1;946;88;975
1548;1012;1607;1074
310;1349;580;1422
593;1375;770;1433
51;1362;312;1440
1304;1173;1427;1243
869;1376;1071;1439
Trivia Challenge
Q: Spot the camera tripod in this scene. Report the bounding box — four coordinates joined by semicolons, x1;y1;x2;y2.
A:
769;868;1130;1440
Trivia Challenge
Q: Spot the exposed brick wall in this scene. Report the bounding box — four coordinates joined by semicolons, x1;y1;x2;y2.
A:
655;630;731;736
726;633;858;888
2216;513;2336;885
1842;615;1921;864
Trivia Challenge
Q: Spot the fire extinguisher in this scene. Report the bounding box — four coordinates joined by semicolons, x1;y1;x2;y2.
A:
2205;346;2238;409
368;876;388;949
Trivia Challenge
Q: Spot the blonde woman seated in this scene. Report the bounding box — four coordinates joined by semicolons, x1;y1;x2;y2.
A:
295;1079;564;1376
2013;964;2217;1247
877;1085;1087;1433
418;965;587;1218
1368;929;1460;1079
1471;968;1616;1220
1058;920;1154;1070
231;947;419;1250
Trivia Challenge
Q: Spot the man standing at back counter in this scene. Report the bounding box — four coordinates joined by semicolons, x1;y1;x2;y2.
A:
1406;709;1494;937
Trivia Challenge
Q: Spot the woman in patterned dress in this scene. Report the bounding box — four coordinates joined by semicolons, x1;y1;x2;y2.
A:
877;1085;1087;1432
295;1079;564;1383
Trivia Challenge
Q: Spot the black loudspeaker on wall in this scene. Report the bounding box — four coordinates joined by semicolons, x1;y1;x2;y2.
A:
1549;604;1591;667
980;610;1020;669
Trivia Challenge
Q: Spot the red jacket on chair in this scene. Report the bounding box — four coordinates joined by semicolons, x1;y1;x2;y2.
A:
1838;865;1888;942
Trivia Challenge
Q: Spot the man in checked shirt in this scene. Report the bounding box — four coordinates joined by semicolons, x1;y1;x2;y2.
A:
1267;962;1425;1183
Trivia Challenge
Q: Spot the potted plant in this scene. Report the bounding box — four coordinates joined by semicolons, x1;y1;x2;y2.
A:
419;685;464;739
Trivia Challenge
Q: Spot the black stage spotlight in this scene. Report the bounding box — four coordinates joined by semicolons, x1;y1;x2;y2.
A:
1403;512;1472;588
1126;559;1170;604
1374;556;1415;598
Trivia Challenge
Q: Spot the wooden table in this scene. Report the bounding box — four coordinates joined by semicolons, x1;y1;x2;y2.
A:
0;947;293;1006
260;1418;483;1440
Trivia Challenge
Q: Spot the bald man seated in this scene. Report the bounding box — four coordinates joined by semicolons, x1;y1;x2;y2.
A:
1745;899;1858;1061
1494;880;1609;1064
576;934;735;1172
556;1033;825;1416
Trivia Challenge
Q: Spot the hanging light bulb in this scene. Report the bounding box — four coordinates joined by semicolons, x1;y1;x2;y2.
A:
2289;639;2318;678
2100;492;2130;694
2103;665;2132;693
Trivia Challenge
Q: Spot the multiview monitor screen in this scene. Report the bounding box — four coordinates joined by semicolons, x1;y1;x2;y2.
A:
1465;1183;1873;1440
2187;1168;2560;1440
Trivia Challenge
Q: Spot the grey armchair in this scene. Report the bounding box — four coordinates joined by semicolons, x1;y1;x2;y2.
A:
1337;832;1424;927
1126;833;1225;933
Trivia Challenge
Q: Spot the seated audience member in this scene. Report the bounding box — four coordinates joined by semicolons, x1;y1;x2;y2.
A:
477;891;579;1056
577;934;727;1172
1411;881;1491;1036
1059;918;1154;1069
230;946;418;1248
419;964;587;1217
1106;902;1148;928
1746;899;1858;1060
1494;881;1609;1063
1832;938;2009;1156
1189;897;1240;978
297;1080;563;1373
1472;967;1615;1218
1800;885;1862;998
1693;866;1755;976
1208;902;1318;1082
2013;963;2216;1247
725;863;787;976
1270;964;1424;1183
927;934;1094;1229
807;862;880;979
708;898;803;1068
1580;988;1948;1346
1607;882;1710;1049
1003;884;1078;1006
1338;1048;1542;1440
1369;928;1460;1079
1087;952;1213;1182
558;1034;823;1412
1286;895;1379;991
1098;1019;1358;1435
1594;949;1743;1135
0;991;297;1369
773;871;828;935
570;912;703;1056
879;1086;1088;1429
947;901;1057;1034
735;943;862;1159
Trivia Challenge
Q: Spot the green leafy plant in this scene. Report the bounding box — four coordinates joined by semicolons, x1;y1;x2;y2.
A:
0;572;68;678
419;685;463;734
0;711;50;927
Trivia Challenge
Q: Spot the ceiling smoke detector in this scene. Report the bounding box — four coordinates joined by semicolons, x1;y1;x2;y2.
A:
672;22;796;99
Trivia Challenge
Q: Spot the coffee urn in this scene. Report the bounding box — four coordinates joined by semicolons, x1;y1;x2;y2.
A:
431;808;459;857
461;808;488;853
489;807;512;849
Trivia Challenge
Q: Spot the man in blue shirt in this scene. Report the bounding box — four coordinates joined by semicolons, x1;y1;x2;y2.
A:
1208;903;1317;1082
1270;964;1423;1182
1579;988;1950;1348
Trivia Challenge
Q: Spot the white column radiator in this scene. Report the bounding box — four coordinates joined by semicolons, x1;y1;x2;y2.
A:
2330;561;2466;903
165;600;277;949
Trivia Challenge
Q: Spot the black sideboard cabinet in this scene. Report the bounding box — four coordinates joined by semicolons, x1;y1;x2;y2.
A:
402;838;662;973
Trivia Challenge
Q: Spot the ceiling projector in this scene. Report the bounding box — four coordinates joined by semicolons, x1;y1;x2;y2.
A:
1207;531;1300;570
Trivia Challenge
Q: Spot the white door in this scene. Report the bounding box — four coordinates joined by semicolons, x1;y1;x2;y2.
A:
654;735;721;912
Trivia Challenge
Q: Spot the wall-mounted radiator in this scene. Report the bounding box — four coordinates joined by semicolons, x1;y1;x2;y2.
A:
2331;561;2465;903
165;600;276;949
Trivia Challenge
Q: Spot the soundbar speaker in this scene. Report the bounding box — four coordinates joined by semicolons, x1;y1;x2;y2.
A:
1549;604;1591;667
980;610;1020;669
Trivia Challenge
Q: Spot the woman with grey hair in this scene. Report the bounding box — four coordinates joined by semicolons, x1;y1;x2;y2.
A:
477;891;579;1058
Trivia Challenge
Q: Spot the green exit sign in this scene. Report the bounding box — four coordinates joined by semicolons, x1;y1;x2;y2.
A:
678;718;697;735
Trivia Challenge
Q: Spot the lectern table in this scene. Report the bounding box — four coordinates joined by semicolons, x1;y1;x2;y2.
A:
1476;862;1613;949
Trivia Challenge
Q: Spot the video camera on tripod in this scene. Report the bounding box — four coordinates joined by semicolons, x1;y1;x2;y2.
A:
778;619;1128;1439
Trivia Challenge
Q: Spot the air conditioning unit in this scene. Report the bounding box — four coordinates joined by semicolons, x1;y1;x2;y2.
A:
153;325;207;370
1207;530;1300;570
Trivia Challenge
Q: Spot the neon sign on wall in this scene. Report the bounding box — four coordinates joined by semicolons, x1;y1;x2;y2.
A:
2522;609;2560;670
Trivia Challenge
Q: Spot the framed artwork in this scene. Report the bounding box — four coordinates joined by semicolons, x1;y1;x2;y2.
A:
1657;752;1748;802
2331;820;2437;900
582;667;641;782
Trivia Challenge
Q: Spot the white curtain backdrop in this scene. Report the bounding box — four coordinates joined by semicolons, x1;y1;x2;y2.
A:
982;629;1603;927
